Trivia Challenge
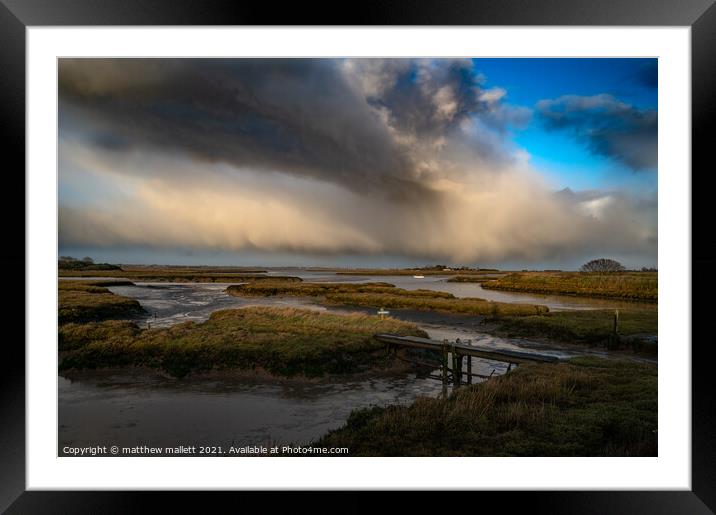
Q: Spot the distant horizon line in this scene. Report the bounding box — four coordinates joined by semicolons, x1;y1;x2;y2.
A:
58;259;659;273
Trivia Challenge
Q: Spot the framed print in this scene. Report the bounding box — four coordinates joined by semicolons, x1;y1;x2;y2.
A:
3;0;715;511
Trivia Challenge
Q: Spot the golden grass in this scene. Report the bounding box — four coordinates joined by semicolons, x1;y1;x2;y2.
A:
58;281;144;324
226;281;548;317
491;308;657;353
59;307;427;378
315;356;657;456
58;269;301;283
446;276;495;283
482;271;657;301
335;269;504;276
324;292;548;316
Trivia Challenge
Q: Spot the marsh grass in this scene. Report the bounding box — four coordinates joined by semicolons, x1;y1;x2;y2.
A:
482;272;657;301
58;280;136;290
446;276;495;283
59;269;301;283
227;282;548;317
315;356;657;456
58;281;145;324
491;309;657;353
121;266;268;273
335;269;504;276
59;320;140;351
59;307;428;378
227;281;415;297
324;292;547;316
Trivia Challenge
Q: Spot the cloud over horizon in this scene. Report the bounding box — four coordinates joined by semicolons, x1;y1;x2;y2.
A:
59;58;658;266
536;93;657;171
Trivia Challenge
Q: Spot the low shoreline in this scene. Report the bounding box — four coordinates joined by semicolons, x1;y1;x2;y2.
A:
58;356;427;386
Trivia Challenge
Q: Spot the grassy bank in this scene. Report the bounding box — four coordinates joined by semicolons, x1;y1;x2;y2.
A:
315;356;657;456
59;319;140;351
59;279;136;288
59;307;427;378
59;269;301;283
335;268;504;276
120;265;267;274
489;309;657;354
59;281;145;324
446;276;495;283
227;281;549;317
227;281;417;297
324;293;547;316
482;272;657;301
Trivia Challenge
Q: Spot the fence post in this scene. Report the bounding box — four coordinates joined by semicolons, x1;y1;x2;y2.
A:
607;309;621;350
442;341;449;386
452;348;463;388
457;354;463;386
613;309;620;335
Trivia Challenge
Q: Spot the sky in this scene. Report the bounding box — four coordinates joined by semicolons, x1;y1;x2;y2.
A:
58;58;658;270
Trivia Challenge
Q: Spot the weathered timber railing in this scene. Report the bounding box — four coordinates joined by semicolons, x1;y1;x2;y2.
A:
374;333;559;388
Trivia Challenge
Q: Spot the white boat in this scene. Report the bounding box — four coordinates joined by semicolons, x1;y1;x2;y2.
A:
413;275;425;279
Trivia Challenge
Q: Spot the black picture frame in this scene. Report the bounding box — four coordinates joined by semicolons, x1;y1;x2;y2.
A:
2;0;714;512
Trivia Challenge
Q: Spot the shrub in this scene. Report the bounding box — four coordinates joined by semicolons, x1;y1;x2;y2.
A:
580;259;626;272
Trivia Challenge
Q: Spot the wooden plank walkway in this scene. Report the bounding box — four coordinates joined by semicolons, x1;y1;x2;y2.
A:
374;333;560;364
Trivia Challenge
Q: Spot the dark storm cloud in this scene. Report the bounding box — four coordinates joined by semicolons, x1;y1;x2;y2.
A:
358;59;530;162
58;58;658;265
536;94;657;171
629;61;658;89
60;59;406;196
59;58;513;200
364;59;482;134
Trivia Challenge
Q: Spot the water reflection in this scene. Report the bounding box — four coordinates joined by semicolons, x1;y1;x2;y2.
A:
59;369;447;450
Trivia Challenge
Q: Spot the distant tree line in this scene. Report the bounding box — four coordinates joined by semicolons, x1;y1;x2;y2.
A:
58;256;121;271
414;264;499;271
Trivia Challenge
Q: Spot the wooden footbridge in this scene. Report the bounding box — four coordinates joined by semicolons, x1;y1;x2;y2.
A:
374;333;559;388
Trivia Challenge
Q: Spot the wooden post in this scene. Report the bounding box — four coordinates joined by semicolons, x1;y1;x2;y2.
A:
613;309;620;335
466;356;472;384
442;342;449;386
451;347;455;384
450;344;457;388
453;349;463;388
457;354;462;386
